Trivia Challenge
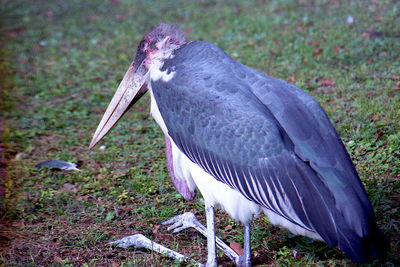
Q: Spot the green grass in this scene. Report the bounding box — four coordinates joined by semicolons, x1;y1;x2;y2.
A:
1;0;399;266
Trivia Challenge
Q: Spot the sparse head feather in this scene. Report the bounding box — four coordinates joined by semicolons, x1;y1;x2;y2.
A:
147;23;186;45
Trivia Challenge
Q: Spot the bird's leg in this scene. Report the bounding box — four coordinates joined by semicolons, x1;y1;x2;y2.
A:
162;212;240;263
108;233;203;266
238;224;252;267
205;202;217;266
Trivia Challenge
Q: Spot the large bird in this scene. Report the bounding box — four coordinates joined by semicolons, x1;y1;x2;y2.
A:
89;23;388;266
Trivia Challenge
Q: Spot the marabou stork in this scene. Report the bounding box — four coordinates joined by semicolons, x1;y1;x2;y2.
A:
89;23;388;266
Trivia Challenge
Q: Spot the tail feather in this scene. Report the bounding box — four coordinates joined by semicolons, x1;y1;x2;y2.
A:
338;221;389;263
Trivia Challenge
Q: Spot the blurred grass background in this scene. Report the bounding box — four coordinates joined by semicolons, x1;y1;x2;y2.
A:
1;0;399;266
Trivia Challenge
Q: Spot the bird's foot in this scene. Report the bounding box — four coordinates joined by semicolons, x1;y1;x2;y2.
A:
162;212;203;233
108;233;204;266
163;212;241;265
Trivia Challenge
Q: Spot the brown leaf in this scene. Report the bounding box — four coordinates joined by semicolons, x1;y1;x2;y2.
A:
362;31;383;39
75;195;90;200
184;27;193;35
295;23;304;32
230;241;243;255
12;219;25;227
308;40;320;47
5;26;27;38
43;10;54;18
313;48;323;57
224;224;232;231
320;78;336;87
334;45;340;53
153;224;160;235
89;15;98;21
118;14;127;21
366;90;378;96
315;77;337;93
17;57;28;64
288;75;296;83
217;21;225;27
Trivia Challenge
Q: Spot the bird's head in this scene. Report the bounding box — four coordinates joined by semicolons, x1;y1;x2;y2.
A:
89;23;186;149
133;23;186;72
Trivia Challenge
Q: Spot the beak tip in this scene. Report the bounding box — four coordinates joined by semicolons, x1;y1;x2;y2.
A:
88;138;97;150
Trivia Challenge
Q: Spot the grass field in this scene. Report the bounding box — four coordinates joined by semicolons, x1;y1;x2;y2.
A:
1;0;399;266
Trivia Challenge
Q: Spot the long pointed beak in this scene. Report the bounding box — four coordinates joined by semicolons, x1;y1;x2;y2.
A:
89;63;147;149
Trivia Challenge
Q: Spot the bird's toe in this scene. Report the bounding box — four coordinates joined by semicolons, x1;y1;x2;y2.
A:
162;212;198;232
